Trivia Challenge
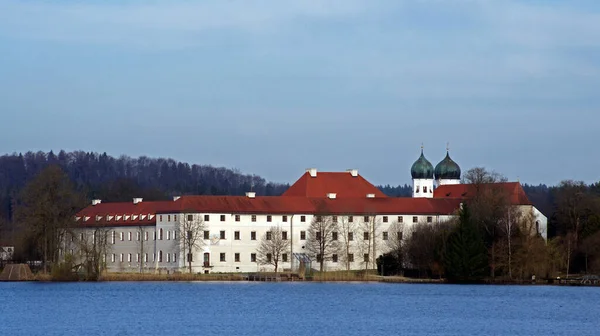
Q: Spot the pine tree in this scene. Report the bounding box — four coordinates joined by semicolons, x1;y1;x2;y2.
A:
444;204;489;283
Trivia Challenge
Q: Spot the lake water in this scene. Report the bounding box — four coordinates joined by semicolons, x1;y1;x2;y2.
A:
1;282;599;336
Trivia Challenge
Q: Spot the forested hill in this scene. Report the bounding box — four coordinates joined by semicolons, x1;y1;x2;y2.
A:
0;150;553;221
0;151;290;221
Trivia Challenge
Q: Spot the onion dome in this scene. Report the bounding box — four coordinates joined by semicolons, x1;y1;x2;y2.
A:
434;151;461;180
411;148;434;179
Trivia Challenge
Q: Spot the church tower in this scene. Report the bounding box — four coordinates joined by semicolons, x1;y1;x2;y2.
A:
411;146;434;198
434;144;461;186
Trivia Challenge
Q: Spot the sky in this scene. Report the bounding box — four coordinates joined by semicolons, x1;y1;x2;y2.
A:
0;0;599;186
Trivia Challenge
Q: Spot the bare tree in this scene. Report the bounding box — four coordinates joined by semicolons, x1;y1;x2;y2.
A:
385;220;405;262
462;167;508;185
135;225;152;273
75;227;112;280
359;215;382;270
256;226;290;273
306;214;339;272
338;215;357;271
176;213;206;274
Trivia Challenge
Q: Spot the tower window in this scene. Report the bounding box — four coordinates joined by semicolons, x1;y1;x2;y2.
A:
415;186;420;193
423;186;427;193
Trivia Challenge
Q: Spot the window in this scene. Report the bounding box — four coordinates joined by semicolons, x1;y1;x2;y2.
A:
235;215;240;222
251;231;257;240
332;216;338;223
159;215;163;221
111;254;116;263
348;254;354;262
315;215;322;222
144;231;148;241
235;253;240;262
136;232;140;241
316;254;322;262
136;253;140;262
159;228;164;240
120;254;124;262
173;231;177;240
332;254;338;263
187;253;193;263
282;231;288;240
300;231;306;240
188;214;194;221
251;215;257;222
168;215;171;222
128;232;132;241
316;231;321;240
364;254;369;262
251;253;257;262
266;253;272;262
174;215;177;221
234;231;240;240
220;253;226;262
153;231;156;240
427;216;433;223
220;230;226;239
282;253;288;262
266;231;272;240
153;253;156;262
364;232;369;240
398;216;403;223
282;215;288;222
204;231;209;240
204;214;210;221
413;216;418;223
364;216;369;222
398;232;403;240
415;186;419;193
111;231;116;244
166;253;170;263
383;232;388;240
267;215;272;222
383;216;388;223
348;232;354;241
167;230;171;240
128;253;132;262
348;216;354;223
332;232;338;241
173;253;177;263
300;215;306;222
536;221;540;234
423;186;428;193
144;253;148;263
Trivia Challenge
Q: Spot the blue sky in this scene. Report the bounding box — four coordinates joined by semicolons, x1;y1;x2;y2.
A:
0;0;599;186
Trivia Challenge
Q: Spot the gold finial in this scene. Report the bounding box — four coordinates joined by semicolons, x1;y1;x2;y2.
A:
446;142;450;152
421;142;424;150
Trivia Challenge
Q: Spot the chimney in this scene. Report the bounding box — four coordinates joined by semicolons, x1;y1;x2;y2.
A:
246;191;256;199
91;199;102;206
133;198;143;204
327;193;337;199
306;168;317;178
366;193;375;198
346;169;358;177
173;196;181;201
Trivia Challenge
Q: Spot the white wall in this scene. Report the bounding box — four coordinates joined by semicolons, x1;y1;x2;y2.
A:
412;178;434;198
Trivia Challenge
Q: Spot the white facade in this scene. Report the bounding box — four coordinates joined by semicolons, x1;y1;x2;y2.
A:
79;213;451;274
436;178;460;187
412;178;434;198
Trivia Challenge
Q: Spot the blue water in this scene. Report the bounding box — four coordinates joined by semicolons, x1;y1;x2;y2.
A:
1;282;599;336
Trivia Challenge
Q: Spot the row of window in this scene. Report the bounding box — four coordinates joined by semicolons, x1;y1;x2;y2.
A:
238;253;368;263
160;214;433;224
105;229;404;244
110;251;176;263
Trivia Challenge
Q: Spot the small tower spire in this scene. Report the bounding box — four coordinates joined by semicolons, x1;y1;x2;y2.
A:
446;142;450;152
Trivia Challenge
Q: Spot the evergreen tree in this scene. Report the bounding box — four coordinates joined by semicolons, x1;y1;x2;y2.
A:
444;204;488;283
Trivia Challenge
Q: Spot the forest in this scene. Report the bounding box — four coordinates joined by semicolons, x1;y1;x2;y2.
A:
1;150;600;279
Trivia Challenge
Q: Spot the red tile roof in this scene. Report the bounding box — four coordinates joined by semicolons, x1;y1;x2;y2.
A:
433;182;532;205
76;196;462;227
282;171;387;198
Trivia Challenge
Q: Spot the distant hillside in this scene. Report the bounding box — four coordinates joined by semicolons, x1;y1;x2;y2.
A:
0;151;290;221
0;150;553;223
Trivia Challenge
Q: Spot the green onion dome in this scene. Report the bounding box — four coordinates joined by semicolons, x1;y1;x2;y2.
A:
411;149;434;179
434;151;461;180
